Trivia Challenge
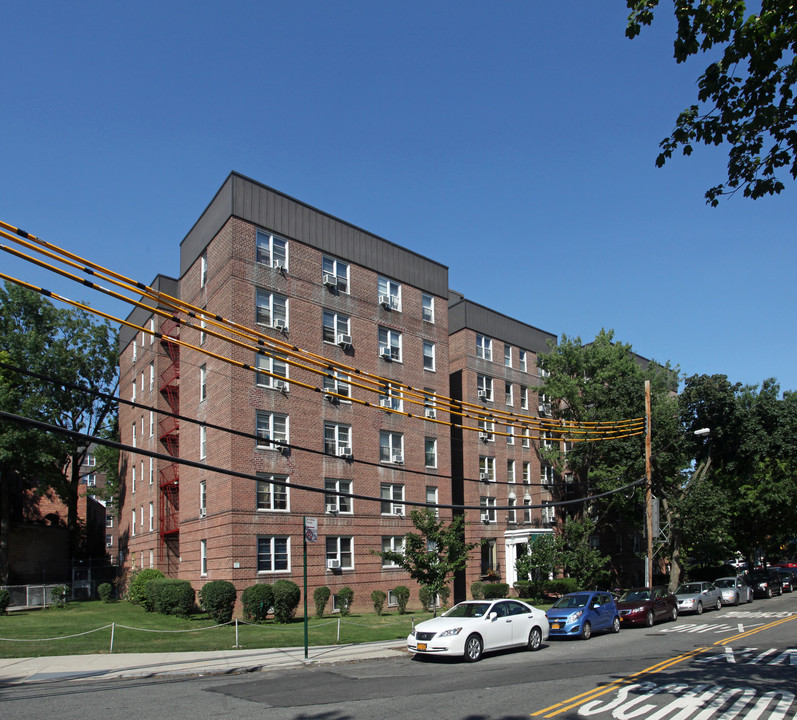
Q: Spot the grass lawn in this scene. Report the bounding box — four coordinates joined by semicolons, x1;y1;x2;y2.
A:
0;601;434;658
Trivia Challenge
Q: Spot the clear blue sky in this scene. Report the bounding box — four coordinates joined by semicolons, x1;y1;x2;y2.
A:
2;2;795;393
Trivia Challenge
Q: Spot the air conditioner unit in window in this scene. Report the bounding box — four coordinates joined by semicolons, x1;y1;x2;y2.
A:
391;453;404;465
273;260;286;271
337;446;352;459
379;293;392;308
323;273;338;287
479;472;491;482
393;507;404;516
337;333;352;347
273;319;287;331
424;407;436;419
327;559;341;569
479;432;490;442
199;508;206;518
481;512;490;523
477;390;488;400
379;346;392;361
379;397;393;409
325;392;339;404
274;379;289;393
325;504;338;514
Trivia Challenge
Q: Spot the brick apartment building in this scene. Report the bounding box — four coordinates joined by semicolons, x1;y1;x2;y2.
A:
118;172;557;610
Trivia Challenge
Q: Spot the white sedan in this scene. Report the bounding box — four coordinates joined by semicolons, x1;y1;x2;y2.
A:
407;599;549;662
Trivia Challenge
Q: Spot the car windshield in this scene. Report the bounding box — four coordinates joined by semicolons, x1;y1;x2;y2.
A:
714;579;734;589
443;602;491;618
553;594;591;609
620;590;650;602
676;584;703;594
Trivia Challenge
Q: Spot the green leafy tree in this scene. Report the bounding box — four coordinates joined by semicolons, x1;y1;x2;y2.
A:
626;0;797;205
559;517;610;589
515;533;560;598
376;509;477;616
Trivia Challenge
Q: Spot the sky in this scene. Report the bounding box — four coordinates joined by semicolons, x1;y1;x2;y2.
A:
2;1;795;393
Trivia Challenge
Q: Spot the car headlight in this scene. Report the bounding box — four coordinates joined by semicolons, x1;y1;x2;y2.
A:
567;610;584;623
437;627;462;638
631;606;646;614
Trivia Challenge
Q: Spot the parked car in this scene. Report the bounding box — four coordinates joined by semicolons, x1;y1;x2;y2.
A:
616;586;678;626
546;591;620;640
674;582;722;614
407;599;549;662
714;576;754;605
747;568;784;598
776;567;796;593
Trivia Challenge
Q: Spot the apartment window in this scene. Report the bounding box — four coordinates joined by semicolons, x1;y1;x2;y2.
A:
257;536;290;572
324;423;351;456
85;474;96;487
323;311;351;344
542;430;553;449
507;495;517;524
140;372;145;393
542;503;556;524
521;427;531;448
149;457;154;485
378;327;402;362
131;509;136;536
200;252;208;287
149;318;155;344
148;502;153;532
519;349;528;372
379;381;402;412
520;386;528;410
132;337;137;363
324;478;352;514
256;229;288;269
255;351;288;388
524;495;532;523
505;382;513;406
325;537;353;569
425;437;437;468
379;431;403;464
480;497;496;523
423;389;437;419
255;288;288;328
507;425;515;445
523;461;531;484
200;364;207;402
423;341;436;371
426;486;439;516
380;483;405;515
199;314;207;346
200;480;206;517
422;293;434;323
149;362;155;391
132;378;136;402
322;256;349;293
199;425;207;460
106;534;113;548
476;375;493;401
256;473;289;511
479;456;495;482
255;411;289;449
381;536;404;568
541;464;554;487
106;516;114;528
377;276;401;311
505;344;512;367
478;418;494;442
323;369;351;400
507;460;516;483
131;465;136;494
476;334;492;360
149;411;154;437
140;505;144;530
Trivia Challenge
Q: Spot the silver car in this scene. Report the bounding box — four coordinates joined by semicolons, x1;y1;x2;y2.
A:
675;581;722;614
713;576;754;605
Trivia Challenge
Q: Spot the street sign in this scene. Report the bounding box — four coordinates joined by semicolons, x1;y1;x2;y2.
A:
304;517;318;543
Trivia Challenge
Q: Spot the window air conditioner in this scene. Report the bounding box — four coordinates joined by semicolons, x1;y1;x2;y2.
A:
479;432;489;441
199;508;206;518
477;390;488;400
481;512;490;523
391;453;404;465
327;559;341;569
379;293;392;308
337;333;352;347
323;273;338;287
424;407;436;419
337;446;352;459
273;260;285;271
325;392;338;404
393;507;404;516
273;319;287;331
325;504;338;514
379;397;393;409
479;472;490;482
379;346;392;361
274;379;288;393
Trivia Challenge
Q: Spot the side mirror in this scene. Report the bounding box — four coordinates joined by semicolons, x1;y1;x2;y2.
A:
488;611;498;620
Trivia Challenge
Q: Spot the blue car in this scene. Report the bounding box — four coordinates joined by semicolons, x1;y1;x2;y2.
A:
545;591;621;640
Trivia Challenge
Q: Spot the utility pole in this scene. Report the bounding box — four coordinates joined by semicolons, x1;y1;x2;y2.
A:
644;380;653;587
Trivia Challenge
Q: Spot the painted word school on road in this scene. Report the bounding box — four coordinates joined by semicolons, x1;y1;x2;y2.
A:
532;614;797;720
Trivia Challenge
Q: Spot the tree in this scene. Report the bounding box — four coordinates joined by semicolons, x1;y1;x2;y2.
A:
376;509;477;616
0;282;118;579
626;1;797;205
559;517;611;589
515;533;560;597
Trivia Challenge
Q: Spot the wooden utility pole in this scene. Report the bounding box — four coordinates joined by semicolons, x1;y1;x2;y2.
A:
644;380;653;587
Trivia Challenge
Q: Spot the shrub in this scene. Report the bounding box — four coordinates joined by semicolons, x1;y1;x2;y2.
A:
470;581;485;600
51;585;70;608
438;584;451;607
97;583;113;602
392;586;410;614
199;580;237;624
544;577;580;597
272;579;301;623
419;586;434;610
483;582;509;599
313;586;331;618
0;588;10;614
242;583;274;622
337;586;354;616
150;578;196;617
128;568;165;611
370;589;387;615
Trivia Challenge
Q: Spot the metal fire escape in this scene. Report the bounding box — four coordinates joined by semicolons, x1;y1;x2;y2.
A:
158;318;180;571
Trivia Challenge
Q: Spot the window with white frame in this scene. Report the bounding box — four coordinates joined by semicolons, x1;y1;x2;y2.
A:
380;483;405;515
478;417;494;442
149;361;155;390
505;344;512;367
200;480;206;517
131;464;136;493
199;313;207;346
200;252;208;287
378;327;402;361
255;288;288;328
200;364;207;402
381;536;404;567
379;381;402;411
479;456;495;482
426;486;439;516
422;293;434;323
149;411;154;437
132;378;136;402
476;375;493;401
199;425;207;460
256;229;288;269
507;460;516;483
324;478;352;514
542;430;553;449
256;411;289;449
323;369;351;400
505;382;513;406
85;474;96;487
106;515;114;528
541;464;554;487
200;539;207;575
149;457;154;485
506;425;515;445
85;453;96;467
140;505;144;531
519;349;528;373
522;461;531;484
520;386;528;410
256;473;289;511
323;310;350;344
324;423;351;456
106;534;113;548
425;437;437;468
149;318;155;344
423;388;437;419
507;494;517;523
523;495;532;523
257;536;290;572
476;334;492;360
255;351;288;388
480;497;496;523
542;503;556;524
379;431;403;463
326;537;353;570
377;276;401;311
131;508;136;536
423;341;436;371
521;427;531;448
140;371;144;393
322;256;349;293
149;502;153;532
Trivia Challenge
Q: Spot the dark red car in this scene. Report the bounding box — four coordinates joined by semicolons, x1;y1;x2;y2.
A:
616;586;678;627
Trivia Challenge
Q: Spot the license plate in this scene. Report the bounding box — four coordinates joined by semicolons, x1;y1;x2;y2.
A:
417;643;427;651
551;623;561;630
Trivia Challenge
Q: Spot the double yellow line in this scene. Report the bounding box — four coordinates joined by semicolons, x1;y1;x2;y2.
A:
530;614;797;717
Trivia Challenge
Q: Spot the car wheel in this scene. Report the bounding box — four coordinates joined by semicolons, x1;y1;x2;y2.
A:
527;626;543;651
747;592;753;604
715;598;721;611
696;601;703;615
580;621;592;640
734;594;740;606
464;634;483;662
766;588;773;599
611;616;621;633
670;606;678;622
645;611;654;628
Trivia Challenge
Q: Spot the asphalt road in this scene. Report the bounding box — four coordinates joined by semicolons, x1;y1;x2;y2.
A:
3;594;795;720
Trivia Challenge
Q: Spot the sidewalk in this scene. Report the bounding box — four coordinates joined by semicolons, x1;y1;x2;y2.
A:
0;639;409;685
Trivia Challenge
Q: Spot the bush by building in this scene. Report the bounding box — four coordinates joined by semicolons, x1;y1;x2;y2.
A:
150;578;196;618
242;583;275;622
337;587;354;616
370;589;386;615
128;568;165;611
313;586;330;618
272;579;300;624
392;586;410;614
199;580;237;624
